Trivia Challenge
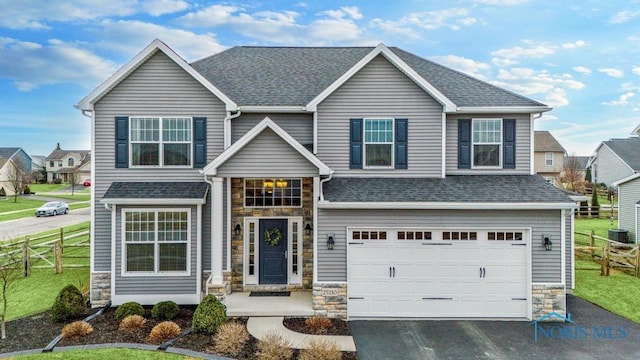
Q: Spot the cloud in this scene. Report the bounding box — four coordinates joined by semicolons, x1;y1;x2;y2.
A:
320;6;363;20
492;67;585;107
632;66;640;75
609;10;640;24
598;68;624;78
0;0;138;29
603;92;635;106
572;66;592;75
562;40;586;49
369;19;422;40
97;20;225;60
0;37;118;90
141;0;188;16
476;0;529;5
372;7;478;36
491;44;555;62
429;55;490;79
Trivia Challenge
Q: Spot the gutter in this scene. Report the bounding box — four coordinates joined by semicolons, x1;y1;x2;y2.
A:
224;111;242;149
319;171;334;201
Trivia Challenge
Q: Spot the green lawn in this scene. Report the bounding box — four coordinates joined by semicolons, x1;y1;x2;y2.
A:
10;348;189;359
0;198;45;213
41;193;91;201
0;201;89;223
574;217;616;245
28;184;68;193
574;259;640;324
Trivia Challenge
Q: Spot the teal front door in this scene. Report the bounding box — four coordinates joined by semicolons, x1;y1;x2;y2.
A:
259;219;288;284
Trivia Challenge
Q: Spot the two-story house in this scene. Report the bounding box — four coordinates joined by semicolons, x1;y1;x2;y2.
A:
45;144;91;183
0;147;32;174
534;131;566;186
590;137;640;187
77;40;575;320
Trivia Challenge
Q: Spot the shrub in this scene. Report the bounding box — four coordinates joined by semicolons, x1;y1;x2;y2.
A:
213;321;250;357
61;321;93;339
151;301;180;321
0;187;5;196
298;339;341;360
119;315;146;331
304;316;333;334
53;178;62;184
115;302;145;321
257;332;293;360
192;294;227;334
76;279;90;306
22;185;30;194
148;321;181;344
51;285;86;322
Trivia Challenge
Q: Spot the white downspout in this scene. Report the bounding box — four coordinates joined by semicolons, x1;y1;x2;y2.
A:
224;111;242;149
319;171;334;202
203;173;214;295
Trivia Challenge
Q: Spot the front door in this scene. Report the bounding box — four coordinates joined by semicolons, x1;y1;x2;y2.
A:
259;219;288;284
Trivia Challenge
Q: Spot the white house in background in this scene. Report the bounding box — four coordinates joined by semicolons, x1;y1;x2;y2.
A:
613;174;640;243
45;144;90;183
591;137;640;187
0;157;22;196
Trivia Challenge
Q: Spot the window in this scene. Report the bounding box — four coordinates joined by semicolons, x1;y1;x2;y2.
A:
58;160;63;167
364;118;393;167
545;152;553;166
68;158;74;167
472;119;501;167
49;161;54;167
442;231;477;241
352;230;387;240
397;231;432;240
130;117;192;167
488;231;523;241
244;179;302;207
124;210;189;274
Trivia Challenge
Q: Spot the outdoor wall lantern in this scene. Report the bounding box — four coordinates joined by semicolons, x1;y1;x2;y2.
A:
234;223;242;236
305;223;313;235
326;233;335;250
542;235;553;251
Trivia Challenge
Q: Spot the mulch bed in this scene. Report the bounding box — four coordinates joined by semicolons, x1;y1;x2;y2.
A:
0;307;358;359
283;317;351;336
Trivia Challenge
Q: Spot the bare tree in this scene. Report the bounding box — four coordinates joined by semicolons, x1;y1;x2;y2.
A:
68;169;79;196
0;237;22;339
561;156;585;192
4;160;23;203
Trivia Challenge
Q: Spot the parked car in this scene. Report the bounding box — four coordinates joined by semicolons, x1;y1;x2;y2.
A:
35;202;69;217
83;179;91;186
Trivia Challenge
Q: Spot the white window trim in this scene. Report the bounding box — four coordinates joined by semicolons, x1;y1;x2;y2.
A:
243;178;303;208
471;118;502;169
363;118;395;169
545;152;554;166
129;116;193;168
121;207;192;277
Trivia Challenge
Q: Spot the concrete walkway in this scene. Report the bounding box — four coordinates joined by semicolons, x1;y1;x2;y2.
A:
247;316;357;352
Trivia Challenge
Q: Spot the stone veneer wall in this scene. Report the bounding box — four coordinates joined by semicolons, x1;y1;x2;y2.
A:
532;284;566;320
91;272;111;307
230;178;314;292
313;283;347;319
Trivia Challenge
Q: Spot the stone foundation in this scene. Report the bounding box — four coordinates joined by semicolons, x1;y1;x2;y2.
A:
90;272;111;307
205;271;233;302
313;283;347;319
532;284;566;320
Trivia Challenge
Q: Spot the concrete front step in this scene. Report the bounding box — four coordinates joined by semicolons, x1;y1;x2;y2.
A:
224;291;314;317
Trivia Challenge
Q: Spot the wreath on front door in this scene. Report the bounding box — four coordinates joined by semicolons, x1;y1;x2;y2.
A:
264;228;283;247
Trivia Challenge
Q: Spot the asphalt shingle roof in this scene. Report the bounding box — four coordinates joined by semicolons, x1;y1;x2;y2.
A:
564;156;590;170
603;138;640;171
103;182;209;199
190;46;546;108
323;175;574;203
0;148;20;159
46;149;90;160
534;131;566;152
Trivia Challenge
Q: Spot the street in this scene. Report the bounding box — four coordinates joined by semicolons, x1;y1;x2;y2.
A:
0;207;90;240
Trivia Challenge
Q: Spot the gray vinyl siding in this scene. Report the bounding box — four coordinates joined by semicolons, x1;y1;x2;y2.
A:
618;179;640;243
232;113;313;146
446;114;531;174
217;128;319;177
565;211;573;288
595;144;635;186
317;209;562;283
114;206;198;295
316;55;443;177
93;50;226;271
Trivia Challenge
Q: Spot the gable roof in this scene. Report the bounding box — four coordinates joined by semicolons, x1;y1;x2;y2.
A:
203;117;332;176
76;39;236;111
564;156;589;169
0;157;9;169
46;149;90;161
190;44;549;112
601;137;640;171
534;131;566;152
0;147;20;160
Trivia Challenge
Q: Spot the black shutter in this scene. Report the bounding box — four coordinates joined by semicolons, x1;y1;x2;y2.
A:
458;119;471;169
193;117;207;168
350;118;363;169
115;116;129;168
503;119;516;169
395;118;408;169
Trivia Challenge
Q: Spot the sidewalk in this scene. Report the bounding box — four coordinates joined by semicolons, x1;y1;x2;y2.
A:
247;317;357;351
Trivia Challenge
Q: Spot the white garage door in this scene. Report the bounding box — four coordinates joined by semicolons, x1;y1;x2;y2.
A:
347;229;529;318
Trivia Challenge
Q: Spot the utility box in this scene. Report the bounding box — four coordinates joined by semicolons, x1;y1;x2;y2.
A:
608;229;629;243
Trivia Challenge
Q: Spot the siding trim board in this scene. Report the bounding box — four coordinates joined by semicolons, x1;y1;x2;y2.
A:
318;201;576;210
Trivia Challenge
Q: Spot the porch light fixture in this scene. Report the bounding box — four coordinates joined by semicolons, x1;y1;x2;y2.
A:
234;223;242;236
326;233;335;250
542;235;552;251
305;223;313;235
276;179;288;188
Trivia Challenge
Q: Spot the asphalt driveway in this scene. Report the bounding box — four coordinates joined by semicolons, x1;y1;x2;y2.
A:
350;295;640;360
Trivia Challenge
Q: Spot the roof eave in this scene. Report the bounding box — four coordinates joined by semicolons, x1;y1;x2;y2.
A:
100;198;206;205
237;106;308;113
612;173;640;187
318;201;577;210
452;106;552;114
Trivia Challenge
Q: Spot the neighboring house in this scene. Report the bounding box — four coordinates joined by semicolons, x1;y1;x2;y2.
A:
0;147;32;174
613;174;640;243
563;156;590;181
0;157;22;196
31;155;46;172
534;131;566;186
591;137;640;187
76;40;576;321
45;144;90;183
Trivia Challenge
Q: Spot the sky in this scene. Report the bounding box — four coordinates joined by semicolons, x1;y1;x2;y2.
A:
0;0;639;157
